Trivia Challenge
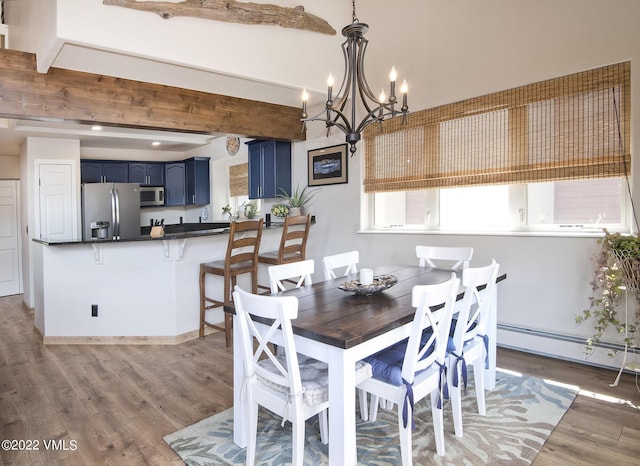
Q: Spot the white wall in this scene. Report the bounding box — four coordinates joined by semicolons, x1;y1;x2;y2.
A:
19;137;80;308
0;156;19;179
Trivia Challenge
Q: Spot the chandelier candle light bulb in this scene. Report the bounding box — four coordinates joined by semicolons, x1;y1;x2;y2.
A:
401;80;408;110
301;88;309;118
389;66;397;104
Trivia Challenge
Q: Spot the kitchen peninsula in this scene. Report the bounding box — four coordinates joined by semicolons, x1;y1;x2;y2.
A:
32;221;288;344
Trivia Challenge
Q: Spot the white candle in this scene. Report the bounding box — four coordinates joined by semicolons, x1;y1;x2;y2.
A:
360;268;374;286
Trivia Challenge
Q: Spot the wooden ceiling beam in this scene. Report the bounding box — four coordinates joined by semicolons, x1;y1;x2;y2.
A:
0;49;306;141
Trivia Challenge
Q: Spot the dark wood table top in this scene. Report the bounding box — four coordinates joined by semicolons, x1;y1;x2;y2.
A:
231;264;506;350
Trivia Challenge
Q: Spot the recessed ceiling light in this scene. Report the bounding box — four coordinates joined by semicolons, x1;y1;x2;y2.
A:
91;125;102;131
152;141;161;146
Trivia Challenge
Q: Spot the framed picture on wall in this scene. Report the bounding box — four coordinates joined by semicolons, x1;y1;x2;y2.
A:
307;144;348;186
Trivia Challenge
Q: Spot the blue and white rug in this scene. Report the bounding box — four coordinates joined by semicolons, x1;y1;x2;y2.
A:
164;369;578;465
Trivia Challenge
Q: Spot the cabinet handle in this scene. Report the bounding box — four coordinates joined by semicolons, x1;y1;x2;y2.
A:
192;194;195;204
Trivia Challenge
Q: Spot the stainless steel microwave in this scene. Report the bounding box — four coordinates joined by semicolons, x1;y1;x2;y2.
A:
140;186;164;207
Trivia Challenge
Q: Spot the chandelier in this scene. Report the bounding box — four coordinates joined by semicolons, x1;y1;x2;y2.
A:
301;0;408;156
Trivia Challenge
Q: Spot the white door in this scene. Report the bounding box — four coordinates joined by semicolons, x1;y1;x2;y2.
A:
0;180;22;297
38;163;76;240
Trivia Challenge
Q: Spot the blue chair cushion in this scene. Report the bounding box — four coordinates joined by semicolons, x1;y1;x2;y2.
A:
364;339;409;386
364;330;453;387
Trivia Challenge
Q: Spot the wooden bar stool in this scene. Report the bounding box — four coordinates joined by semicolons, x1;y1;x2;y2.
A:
199;219;263;346
257;214;311;293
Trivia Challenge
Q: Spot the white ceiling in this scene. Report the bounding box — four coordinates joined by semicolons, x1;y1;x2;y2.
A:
0;117;220;157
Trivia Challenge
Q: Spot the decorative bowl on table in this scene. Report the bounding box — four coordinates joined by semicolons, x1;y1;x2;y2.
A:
339;274;398;296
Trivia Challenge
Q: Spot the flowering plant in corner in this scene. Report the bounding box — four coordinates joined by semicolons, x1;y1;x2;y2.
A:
576;229;640;357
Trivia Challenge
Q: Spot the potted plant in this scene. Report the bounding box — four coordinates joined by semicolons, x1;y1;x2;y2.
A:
222;204;233;221
243;201;258;219
576;229;640;357
277;185;315;216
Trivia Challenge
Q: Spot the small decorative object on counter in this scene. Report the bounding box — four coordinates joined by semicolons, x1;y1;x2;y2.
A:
150;219;165;238
222;204;234;222
271;204;289;218
243;202;258;219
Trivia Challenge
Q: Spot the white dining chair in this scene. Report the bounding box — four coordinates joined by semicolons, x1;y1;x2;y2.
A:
322;250;359;280
416;245;474;270
268;259;314;294
358;274;460;463
270;257;371;421
233;285;374;465
447;259;500;438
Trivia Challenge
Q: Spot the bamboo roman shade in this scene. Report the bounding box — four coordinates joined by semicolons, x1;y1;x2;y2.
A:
363;62;630;193
229;163;248;197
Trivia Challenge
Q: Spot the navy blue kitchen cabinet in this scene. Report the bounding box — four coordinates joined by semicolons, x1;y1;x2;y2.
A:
164;162;186;206
185;157;210;205
81;161;129;183
129;162;164;186
247;140;291;199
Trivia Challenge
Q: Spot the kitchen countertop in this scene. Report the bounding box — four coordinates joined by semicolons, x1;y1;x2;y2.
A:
33;220;289;246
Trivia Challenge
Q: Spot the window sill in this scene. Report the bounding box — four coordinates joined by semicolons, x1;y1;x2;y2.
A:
357;228;611;238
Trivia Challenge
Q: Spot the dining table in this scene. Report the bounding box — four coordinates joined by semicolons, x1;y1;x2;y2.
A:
230;264;507;465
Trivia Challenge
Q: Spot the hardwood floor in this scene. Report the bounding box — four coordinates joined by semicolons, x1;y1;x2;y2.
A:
1;293;638;465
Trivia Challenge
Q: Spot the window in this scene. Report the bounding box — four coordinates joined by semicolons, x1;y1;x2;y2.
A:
363;62;630;233
371;177;626;233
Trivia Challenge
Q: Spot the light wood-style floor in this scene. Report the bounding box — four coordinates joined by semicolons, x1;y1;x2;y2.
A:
1;293;639;465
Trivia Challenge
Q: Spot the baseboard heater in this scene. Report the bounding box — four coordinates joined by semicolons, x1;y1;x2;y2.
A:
497;323;639;358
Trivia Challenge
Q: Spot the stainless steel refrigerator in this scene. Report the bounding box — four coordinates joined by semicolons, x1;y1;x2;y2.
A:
81;183;141;240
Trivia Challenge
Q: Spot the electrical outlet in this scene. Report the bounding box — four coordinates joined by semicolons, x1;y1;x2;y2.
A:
91;304;98;317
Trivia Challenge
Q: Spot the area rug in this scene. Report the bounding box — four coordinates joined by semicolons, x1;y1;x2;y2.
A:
164;369;578;465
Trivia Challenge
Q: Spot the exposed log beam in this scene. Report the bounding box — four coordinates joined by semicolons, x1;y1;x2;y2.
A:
0;49;305;141
103;0;336;35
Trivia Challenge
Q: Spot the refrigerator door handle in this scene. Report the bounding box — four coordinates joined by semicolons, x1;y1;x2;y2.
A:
111;188;120;240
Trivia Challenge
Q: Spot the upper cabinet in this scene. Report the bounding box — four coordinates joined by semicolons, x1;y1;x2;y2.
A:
164;157;210;207
185;157;210;206
129;162;164;186
247;140;291;199
81;161;129;183
81;157;211;207
164;162;186;206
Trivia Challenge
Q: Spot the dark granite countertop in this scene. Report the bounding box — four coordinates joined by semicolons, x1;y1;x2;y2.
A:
33;221;288;246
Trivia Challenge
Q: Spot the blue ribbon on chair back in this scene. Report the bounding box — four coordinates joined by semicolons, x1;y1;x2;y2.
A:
450;351;468;395
401;378;415;429
482;334;489;369
436;361;448;408
401;363;449;430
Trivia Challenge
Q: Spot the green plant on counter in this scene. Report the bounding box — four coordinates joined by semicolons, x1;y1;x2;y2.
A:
576;229;640;357
277;185;316;209
222;204;234;221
